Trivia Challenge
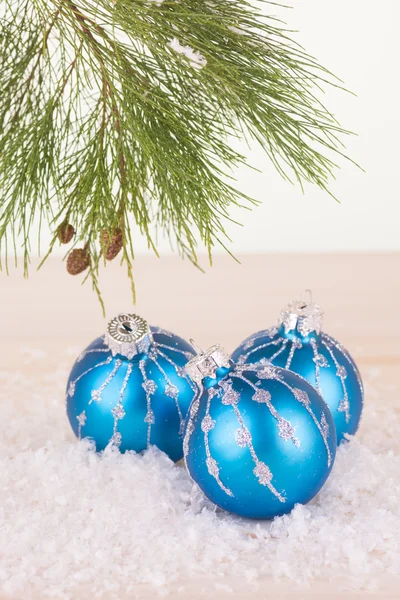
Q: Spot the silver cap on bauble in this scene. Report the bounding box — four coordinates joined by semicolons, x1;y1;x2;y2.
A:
105;313;153;359
185;343;231;385
279;290;323;337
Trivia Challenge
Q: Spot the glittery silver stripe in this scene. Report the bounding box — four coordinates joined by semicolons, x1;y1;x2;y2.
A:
149;353;184;431
183;385;202;461
76;411;86;439
231;372;299;447
280;379;332;467
322;333;364;398
285;337;302;370
154;347;197;393
151;327;173;337
238;338;282;363
203;387;233;497
68;356;113;398
138;359;157;448
267;338;289;362
321;339;350;423
222;378;285;502
89;359;122;404
310;337;322;393
241;327;279;351
153;342;194;361
109;363;133;447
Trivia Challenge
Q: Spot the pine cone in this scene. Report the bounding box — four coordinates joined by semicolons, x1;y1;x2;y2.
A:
66;248;90;275
100;227;123;261
57;222;75;244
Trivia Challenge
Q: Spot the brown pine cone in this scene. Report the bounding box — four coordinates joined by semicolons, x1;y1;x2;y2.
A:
100;227;123;261
57;222;75;244
66;248;90;275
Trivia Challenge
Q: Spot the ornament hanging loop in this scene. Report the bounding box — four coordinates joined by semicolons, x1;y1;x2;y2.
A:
189;339;205;356
279;292;323;337
299;289;313;309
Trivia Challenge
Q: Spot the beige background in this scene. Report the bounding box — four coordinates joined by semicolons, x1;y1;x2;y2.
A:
1;253;399;360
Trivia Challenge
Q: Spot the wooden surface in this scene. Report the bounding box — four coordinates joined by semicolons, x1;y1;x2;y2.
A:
0;253;399;599
1;253;399;364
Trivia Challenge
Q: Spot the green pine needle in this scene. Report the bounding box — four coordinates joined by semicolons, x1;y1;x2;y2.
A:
0;0;354;309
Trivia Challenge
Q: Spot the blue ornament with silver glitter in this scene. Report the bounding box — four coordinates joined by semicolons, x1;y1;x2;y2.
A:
184;345;336;520
231;292;364;445
66;313;196;461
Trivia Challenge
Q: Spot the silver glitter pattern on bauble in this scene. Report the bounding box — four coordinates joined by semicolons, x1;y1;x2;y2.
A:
76;411;87;439
68;355;113;397
321;339;351;423
277;419;298;443
232;372;300;447
219;380;240;405
77;346;109;362
151;326;173;337
252;388;272;403
109;363;133;447
292;388;311;407
89;359;122;404
69;338;191;448
315;353;329;368
223;375;285;502
284;382;332;467
253;462;273;486
322;333;364;398
138;359;157;447
110;431;122;447
237;338;282;364
321;412;329;438
256;363;281;380
235;426;252;448
201;415;216;433
149;354;184;433
242;326;362;428
310;337;323;393
154;346;197;393
154;342;194;362
183;388;201;460
285;337;302;369
111;404;126;420
203;386;233;497
242;328;277;352
267;339;289;362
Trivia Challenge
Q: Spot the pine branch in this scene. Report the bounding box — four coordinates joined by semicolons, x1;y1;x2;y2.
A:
0;0;356;309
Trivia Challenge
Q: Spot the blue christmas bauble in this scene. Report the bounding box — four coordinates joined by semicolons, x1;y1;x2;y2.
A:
184;345;336;520
231;295;364;445
66;314;196;461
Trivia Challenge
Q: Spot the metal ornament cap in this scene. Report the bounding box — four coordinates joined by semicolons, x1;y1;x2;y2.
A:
185;344;231;385
280;294;324;337
105;313;153;359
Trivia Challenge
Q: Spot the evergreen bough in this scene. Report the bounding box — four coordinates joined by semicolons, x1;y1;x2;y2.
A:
0;0;352;309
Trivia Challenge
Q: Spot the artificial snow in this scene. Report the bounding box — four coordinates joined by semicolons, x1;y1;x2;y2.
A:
0;351;399;598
